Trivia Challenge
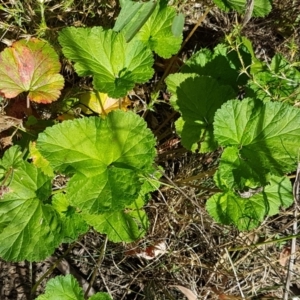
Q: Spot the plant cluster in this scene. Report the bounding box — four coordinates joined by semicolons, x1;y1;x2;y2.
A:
0;0;299;298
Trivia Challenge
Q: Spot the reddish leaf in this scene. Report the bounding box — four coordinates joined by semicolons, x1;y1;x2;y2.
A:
0;38;64;103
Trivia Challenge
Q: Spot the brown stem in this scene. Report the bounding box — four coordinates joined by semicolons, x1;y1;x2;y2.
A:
84;235;108;299
30;236;83;297
174;168;217;184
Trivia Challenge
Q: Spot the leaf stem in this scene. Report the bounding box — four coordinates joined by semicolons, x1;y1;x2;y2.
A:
94;89;107;116
84;235;108;299
30;236;83;297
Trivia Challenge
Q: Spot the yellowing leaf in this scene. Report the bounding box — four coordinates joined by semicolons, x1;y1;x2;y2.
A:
78;91;131;115
29;141;54;177
0;38;64;103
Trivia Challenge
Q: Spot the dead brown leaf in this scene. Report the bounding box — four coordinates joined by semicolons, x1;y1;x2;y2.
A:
170;285;197;300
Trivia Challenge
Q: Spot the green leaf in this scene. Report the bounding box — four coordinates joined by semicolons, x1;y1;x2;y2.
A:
214;146;270;189
83;195;149;242
262;176;293;216
175;117;211;152
0;146;63;262
67;168;140;213
89;293;113;300
166;73;198;110
114;1;144;32
238;36;265;73
114;0;157;42
214;98;300;178
206;190;265;230
140;166;162;196
58;27;154;98
206;175;293;230
172;13;185;37
0;38;64;103
246;54;300;103
36;274;84;300
52;193;89;243
167;75;235;152
37;110;156;214
213;0;272;17
180;43;251;91
135;2;182;58
29;142;54;177
0;145;24;170
82;167;161;242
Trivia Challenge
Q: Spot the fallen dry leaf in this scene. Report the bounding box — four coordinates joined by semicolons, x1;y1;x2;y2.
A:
125;241;167;260
0;115;23;132
171;285;197;300
279;247;291;267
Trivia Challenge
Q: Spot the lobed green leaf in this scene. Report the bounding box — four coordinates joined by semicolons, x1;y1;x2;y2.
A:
58;27;154;98
213;0;272;17
206;176;292;230
166;75;235;152
37;110;156;214
214;98;300;179
0;146;63;262
135;1;182;58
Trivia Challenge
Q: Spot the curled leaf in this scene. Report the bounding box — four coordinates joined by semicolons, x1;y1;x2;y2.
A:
78;91;131;115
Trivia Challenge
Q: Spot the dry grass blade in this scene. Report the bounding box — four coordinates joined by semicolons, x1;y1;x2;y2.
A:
284;160;300;300
242;0;255;27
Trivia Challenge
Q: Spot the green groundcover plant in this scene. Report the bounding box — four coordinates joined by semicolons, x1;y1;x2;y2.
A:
36;274;112;300
0;0;184;296
0;0;182;264
0;0;298;297
166;33;300;230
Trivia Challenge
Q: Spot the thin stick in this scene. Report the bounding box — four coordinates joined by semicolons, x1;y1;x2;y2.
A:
283;161;300;300
229;233;300;252
225;248;245;299
174;168;217;184
30;239;80;297
84;235;108;299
